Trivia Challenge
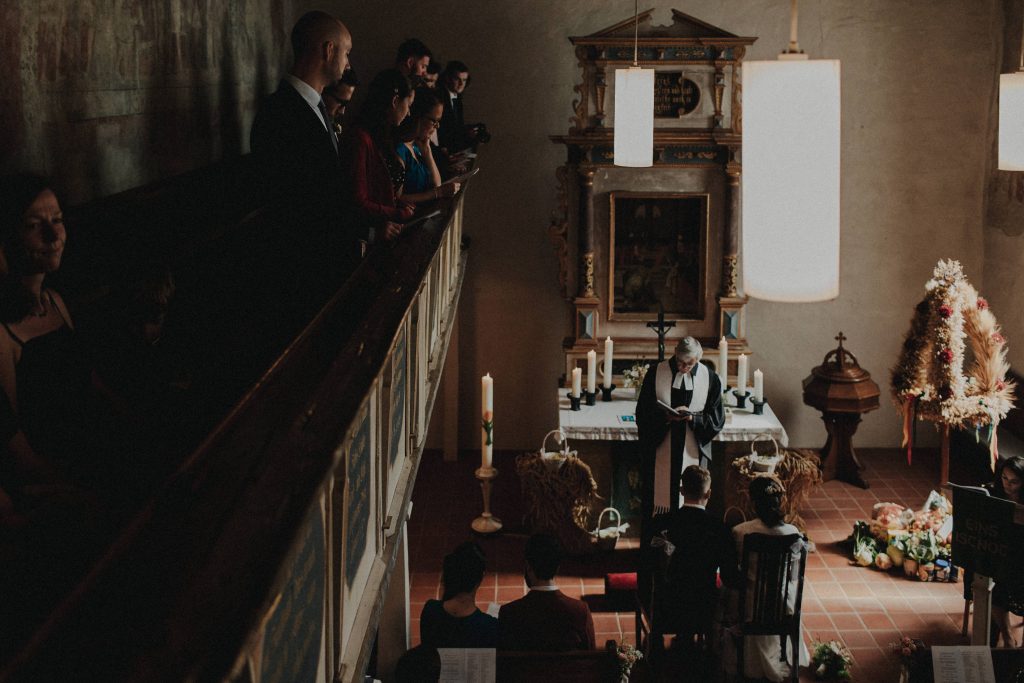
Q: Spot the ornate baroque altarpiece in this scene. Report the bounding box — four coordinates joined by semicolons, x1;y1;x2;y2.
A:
549;9;756;383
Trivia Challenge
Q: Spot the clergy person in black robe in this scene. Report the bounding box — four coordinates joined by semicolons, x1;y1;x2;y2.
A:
635;337;725;529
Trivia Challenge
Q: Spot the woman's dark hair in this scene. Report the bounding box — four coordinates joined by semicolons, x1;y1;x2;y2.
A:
355;69;412;163
994;456;1024;500
440;541;486;600
0;174;59;322
749;476;786;527
396;88;442;142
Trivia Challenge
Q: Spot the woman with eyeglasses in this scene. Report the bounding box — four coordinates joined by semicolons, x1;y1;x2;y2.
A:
395;88;459;204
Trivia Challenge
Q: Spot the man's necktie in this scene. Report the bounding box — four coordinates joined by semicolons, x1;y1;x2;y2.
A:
317;99;338;152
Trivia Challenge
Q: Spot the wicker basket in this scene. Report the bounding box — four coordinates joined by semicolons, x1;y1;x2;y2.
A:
592;507;622;552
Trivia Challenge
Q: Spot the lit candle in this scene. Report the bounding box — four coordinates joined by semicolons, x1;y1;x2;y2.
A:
587;350;597;395
754;369;764;403
481;373;493;469
737;354;748;395
718;337;729;388
571;367;582;398
603;337;614;389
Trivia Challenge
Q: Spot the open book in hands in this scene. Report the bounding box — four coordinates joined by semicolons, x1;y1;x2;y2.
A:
657;399;701;419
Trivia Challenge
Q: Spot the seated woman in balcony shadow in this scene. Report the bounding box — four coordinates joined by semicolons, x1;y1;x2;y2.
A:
0;175;118;502
419;541;498;648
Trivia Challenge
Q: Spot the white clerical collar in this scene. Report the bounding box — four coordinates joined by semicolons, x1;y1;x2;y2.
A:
672;361;697;390
530;585;559;592
683;502;706;510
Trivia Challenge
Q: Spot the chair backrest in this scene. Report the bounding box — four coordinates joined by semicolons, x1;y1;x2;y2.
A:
496;641;621;683
737;533;807;637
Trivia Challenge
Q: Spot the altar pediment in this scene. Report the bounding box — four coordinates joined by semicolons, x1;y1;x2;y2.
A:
571;9;750;44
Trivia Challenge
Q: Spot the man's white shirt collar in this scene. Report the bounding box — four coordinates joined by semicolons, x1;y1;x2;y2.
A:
284;75;329;131
530;585;559;592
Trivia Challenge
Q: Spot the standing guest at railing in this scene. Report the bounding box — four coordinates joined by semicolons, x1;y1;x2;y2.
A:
499;533;596;651
395;89;461;204
419;541;498;648
422;61;441;89
324;68;359;137
340;69;416;244
395;38;433;85
437;60;479;155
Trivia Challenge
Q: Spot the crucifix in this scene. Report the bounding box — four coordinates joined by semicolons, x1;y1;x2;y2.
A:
646;307;676;361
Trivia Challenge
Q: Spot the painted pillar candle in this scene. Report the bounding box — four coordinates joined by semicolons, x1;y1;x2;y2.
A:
587;350;597;394
571;367;582;398
718;337;729;388
737;354;748;395
603;337;614;388
481;373;493;469
754;369;764;402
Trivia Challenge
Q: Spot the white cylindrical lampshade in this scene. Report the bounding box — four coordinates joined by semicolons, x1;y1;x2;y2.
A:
742;59;841;302
999;72;1024;171
614;67;654;167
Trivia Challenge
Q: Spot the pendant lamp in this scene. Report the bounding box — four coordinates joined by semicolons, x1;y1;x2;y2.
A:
999;17;1024;171
614;0;654;167
742;0;841;302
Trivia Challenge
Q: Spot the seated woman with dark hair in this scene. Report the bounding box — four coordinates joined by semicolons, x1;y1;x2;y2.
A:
394;88;460;204
419;541;498;648
339;69;416;244
724;476;809;682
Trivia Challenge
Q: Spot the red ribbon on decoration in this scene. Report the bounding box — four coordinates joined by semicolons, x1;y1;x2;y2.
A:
901;397;916;465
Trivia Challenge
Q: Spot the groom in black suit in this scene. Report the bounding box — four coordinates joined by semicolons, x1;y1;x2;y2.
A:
642;465;738;647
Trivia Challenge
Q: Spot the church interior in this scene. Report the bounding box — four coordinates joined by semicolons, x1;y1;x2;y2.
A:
2;1;1024;682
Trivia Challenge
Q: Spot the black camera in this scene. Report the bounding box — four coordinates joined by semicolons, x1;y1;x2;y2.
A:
470;123;491;144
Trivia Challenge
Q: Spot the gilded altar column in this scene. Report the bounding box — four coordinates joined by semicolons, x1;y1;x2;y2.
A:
578;167;596;298
718;149;748;349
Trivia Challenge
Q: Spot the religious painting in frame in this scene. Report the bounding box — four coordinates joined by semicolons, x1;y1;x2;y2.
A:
608;192;709;321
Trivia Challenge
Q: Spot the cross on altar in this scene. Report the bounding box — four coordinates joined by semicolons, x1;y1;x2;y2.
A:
646;308;676;361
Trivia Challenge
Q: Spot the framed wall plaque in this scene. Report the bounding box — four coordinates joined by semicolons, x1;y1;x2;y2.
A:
608;192;709;321
654;72;701;118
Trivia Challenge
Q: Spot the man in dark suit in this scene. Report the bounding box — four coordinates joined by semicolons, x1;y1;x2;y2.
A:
499;534;596;651
437;60;473;154
643;465;739;648
248;11;353;331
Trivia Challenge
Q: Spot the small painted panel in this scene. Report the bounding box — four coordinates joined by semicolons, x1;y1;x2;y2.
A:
577;309;595;340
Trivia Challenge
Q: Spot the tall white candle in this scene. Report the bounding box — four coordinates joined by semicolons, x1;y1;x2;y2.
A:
754;369;764;403
586;350;597;394
737;354;748;395
603;337;614;388
481;373;493;469
571;367;582;398
718;337;729;388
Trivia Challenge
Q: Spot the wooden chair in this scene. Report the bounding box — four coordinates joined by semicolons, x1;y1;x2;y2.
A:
496;641;621;682
735;533;808;683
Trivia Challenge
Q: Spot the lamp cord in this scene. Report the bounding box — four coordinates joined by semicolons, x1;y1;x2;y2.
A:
787;0;801;54
633;0;639;66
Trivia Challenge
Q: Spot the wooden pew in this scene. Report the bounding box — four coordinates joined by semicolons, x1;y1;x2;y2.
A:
497;641;623;682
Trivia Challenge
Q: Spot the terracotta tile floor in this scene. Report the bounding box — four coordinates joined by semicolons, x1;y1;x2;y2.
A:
406;448;1022;681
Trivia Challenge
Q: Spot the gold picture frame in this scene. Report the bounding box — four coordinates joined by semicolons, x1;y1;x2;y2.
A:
608;192;709;321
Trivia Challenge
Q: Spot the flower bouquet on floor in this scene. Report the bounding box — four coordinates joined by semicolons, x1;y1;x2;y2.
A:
890;636;929;683
811;640;853;680
616;642;643;682
904;530;939;580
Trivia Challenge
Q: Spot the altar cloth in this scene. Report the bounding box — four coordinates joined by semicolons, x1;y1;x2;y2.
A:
557;389;789;446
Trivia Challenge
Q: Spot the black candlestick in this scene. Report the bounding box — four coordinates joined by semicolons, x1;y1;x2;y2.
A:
600;384;616;402
646;306;677;362
584;391;596;406
751;397;766;415
732;389;751;410
567;393;582;411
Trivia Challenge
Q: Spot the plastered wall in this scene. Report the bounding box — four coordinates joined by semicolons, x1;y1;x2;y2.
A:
4;1;1011;450
0;0;292;203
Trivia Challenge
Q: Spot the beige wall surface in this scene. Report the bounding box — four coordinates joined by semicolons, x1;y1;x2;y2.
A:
317;0;1007;451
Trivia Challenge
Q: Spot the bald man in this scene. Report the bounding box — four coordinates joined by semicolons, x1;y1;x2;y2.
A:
250;12;356;319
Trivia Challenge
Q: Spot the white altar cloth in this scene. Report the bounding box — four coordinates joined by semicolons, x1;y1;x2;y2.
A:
557;389;789;446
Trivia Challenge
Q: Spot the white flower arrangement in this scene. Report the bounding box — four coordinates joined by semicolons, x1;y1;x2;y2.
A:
622;360;649;389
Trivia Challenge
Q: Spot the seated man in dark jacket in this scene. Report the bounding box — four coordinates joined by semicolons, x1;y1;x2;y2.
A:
644;465;739;647
499;533;596;651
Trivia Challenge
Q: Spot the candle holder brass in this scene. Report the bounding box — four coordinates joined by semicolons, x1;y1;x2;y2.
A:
567;393;582;411
471;467;502;534
732;389;751;410
600;384;616;402
751;397;766;415
584;391;597;406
